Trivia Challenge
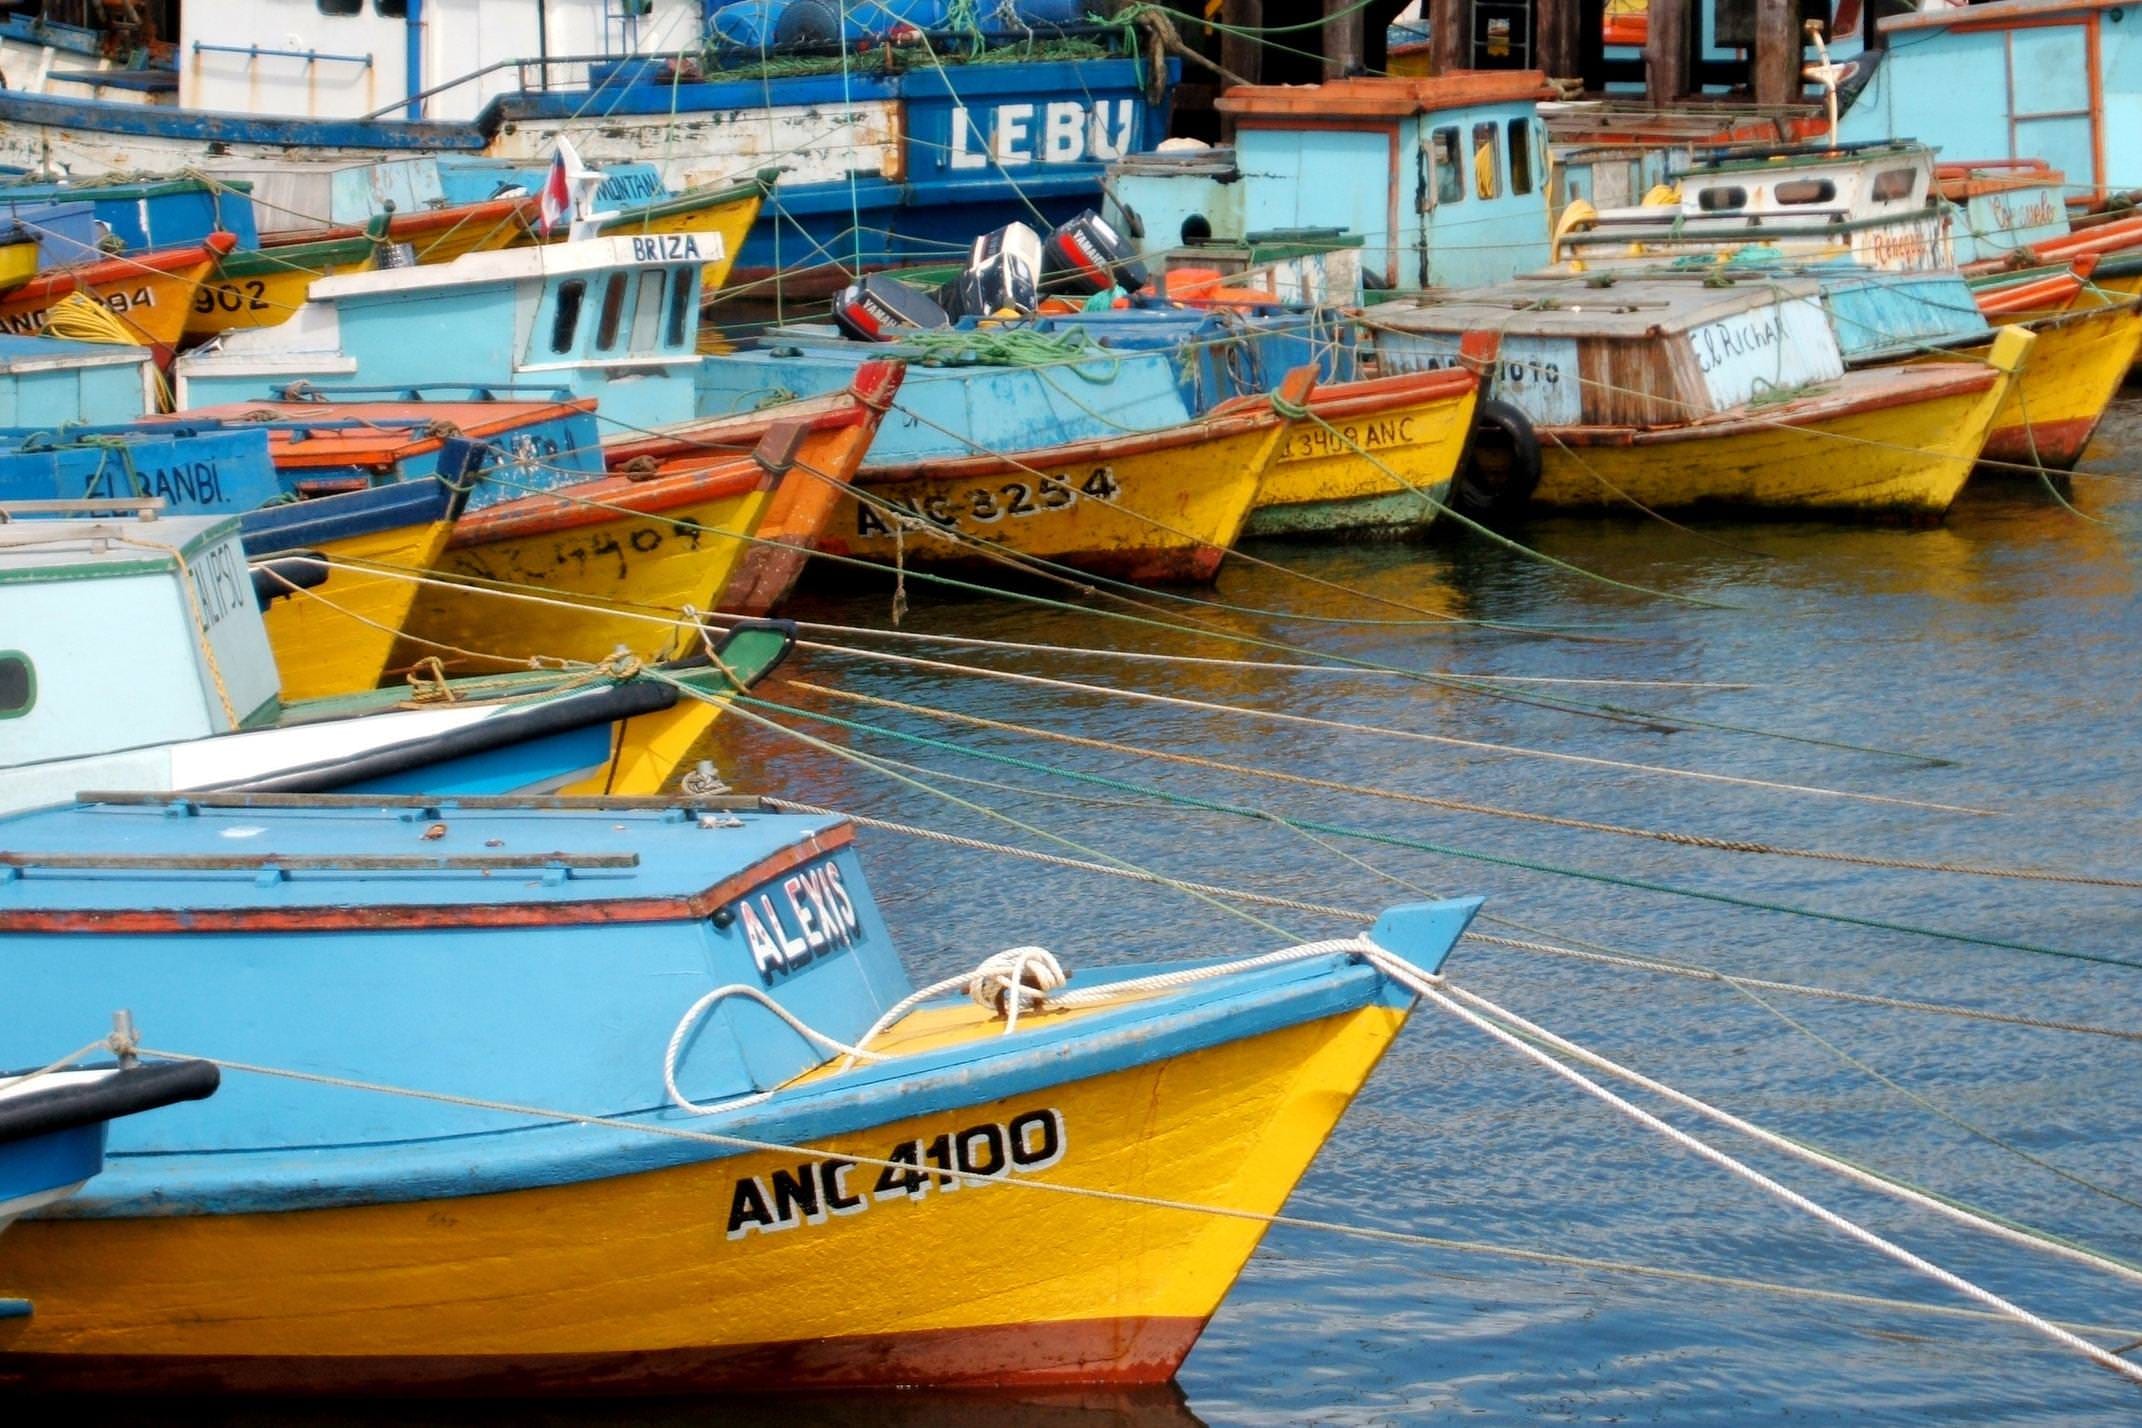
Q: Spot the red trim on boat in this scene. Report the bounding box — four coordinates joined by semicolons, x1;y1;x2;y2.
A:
0;1316;1209;1395
1981;414;2098;467
0;827;855;935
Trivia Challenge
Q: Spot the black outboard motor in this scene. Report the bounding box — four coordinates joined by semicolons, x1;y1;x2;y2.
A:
1041;209;1149;296
831;274;951;341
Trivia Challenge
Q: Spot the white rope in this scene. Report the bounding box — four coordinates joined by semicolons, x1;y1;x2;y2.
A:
662;984;887;1115
1396;969;2142;1386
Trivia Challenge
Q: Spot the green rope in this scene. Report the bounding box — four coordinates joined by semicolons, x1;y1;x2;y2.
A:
750;694;2141;972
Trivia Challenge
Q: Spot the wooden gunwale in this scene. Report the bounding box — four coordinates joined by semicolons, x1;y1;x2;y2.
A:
3;230;237;300
445;457;778;546
872;401;1283;483
1216;366;1476;422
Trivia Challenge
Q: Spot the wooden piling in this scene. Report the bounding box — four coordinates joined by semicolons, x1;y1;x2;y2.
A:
1222;0;1264;88
1537;0;1582;80
1324;0;1365;76
1753;0;1802;105
1430;0;1469;74
1644;0;1689;103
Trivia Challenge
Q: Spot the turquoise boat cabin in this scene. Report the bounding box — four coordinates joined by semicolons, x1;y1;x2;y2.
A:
1106;73;1554;294
0;336;156;428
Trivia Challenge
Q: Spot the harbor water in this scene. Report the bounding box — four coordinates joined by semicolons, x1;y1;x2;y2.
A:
698;414;2138;1423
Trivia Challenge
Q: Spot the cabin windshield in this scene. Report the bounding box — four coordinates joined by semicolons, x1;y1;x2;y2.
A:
1432;127;1464;205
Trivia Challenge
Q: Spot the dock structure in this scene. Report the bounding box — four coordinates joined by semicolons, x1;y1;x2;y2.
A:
1204;0;1822;106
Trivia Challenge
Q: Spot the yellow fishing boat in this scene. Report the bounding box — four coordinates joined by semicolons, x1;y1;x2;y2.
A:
260;179;764;288
0;233;235;364
1374;275;2032;518
826;373;1306;584
1966;282;2142;470
398;372;891;672
1240;365;1482;537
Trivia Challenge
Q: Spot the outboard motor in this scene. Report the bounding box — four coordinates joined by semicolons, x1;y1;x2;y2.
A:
1041;210;1150;296
939;221;1043;320
831;274;951;341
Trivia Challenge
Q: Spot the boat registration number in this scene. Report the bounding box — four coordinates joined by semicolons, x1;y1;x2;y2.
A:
0;286;154;336
194;280;274;315
853;468;1121;537
1280;416;1418;462
726;1108;1067;1239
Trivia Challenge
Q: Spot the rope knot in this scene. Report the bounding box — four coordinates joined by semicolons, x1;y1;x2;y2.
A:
1268;392;1311;421
966;946;1067;1021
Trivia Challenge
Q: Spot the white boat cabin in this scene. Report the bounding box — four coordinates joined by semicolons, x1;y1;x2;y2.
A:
1561;141;1953;274
0;509;280;799
1372;274;1846;429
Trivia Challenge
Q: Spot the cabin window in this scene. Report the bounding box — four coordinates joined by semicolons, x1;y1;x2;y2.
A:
550;279;586;353
1697;186;1747;212
631;269;667;350
316;0;361;14
1872;168;1918;202
594;272;630;351
666;265;696;346
0;651;32;720
1507;118;1534;196
1775;178;1838;205
376;0;408;13
1471;123;1501;200
1432;126;1464;205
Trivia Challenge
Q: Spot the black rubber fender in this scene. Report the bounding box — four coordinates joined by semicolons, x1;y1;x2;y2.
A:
1449;398;1541;528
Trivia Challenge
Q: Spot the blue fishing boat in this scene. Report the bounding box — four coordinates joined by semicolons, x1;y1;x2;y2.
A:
174;234;716;432
0;506;797;814
0;1;1174;291
0;787;1478;1393
0;174;260;259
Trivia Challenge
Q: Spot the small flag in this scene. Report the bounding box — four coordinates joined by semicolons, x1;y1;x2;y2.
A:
538;139;579;234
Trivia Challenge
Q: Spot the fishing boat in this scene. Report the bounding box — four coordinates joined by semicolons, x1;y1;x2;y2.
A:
0;231;235;360
397;361;899;672
699;306;1490;542
1371;273;2032;517
0;788;1477;1393
0;507;797;813
1106;73;1555;295
0;2;1173;292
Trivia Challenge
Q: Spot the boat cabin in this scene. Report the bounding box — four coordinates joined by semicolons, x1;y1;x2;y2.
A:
1372;273;1847;428
174;234;713;433
1106;73;1555;293
0;335;157;426
1836;0;2140;205
1560;140;1953;273
0;510;281;780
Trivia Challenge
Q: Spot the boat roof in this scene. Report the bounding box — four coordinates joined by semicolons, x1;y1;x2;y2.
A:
1216;71;1553;121
166;396;598;468
1377;274;1827;338
0;511;239;585
0;798;854;919
0;335;153;371
307;233;724;304
1672;138;1932;180
1883;0;2116;31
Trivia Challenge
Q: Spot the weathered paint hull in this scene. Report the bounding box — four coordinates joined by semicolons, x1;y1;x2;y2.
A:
0;1002;1406;1395
1978;296;2142;469
403;469;777;672
1536;361;2012;517
821;405;1288;585
259;517;456;702
401;396;884;670
1243;370;1477;538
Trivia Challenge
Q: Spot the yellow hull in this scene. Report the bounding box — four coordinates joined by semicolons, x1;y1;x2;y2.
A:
554;686;726;796
0;1003;1405;1393
1537;344;2025;516
0;237;37;293
258;520;455;701
398;482;776;673
1977;291;2142;469
182;251;377;338
1246;381;1478;537
824;416;1283;584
